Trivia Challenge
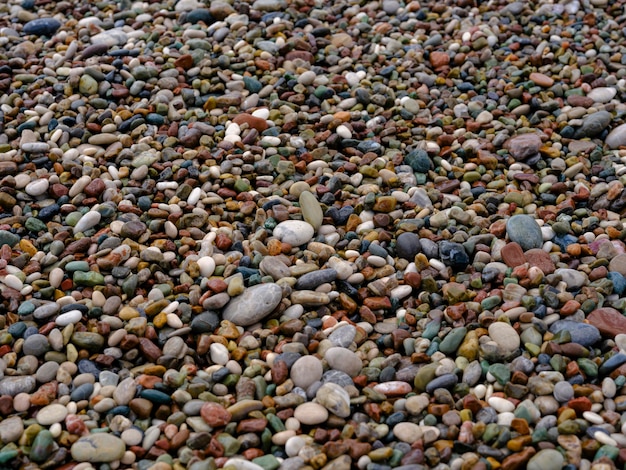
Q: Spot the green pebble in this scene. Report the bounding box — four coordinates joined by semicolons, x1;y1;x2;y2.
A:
577;358;598;378
73;271;104;287
481;295;502;311
25;217;47;232
557;420;580;434
482;423;500;443
414;362;439;392
594;445;619;461
551;329;571;344
439;327;467;355
65;261;90;273
266;413;285;432
216;434;240;457
252;455;280;470
488;363;510;385
30;430;54;463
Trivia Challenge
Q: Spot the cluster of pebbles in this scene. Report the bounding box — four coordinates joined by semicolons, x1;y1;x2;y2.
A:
4;0;626;469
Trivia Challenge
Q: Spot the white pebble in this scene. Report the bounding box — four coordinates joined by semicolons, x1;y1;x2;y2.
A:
56;310;83;326
594;431;617;447
197;256;216;277
583;411;604;425
2;274;23;291
336;125;352;139
487;396;515;413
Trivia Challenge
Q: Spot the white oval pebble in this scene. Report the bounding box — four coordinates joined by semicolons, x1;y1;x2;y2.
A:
36;403;68;425
197;256;216;277
56;310;83;326
583;411;604;425
25;179;49;196
2;274;23;291
210;342;229;365
488;396;515;413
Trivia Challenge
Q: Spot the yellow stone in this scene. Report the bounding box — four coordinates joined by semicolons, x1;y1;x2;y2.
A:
153;312;168;329
557;408;577;424
119;306;140;321
457;330;479;362
19;239;37;256
66;343;78;363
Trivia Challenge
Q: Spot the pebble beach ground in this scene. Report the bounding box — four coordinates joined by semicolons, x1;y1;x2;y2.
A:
3;0;626;469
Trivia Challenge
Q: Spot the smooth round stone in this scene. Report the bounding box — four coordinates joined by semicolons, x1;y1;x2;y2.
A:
299;191;323;230
291;356;323;389
222;283;283;326
549;320;600;348
553;381;574;402
120;428;143;446
324;347;362;377
396;232;421;260
71;434;126;463
197;256;216;277
210;343;229;365
294;402;328;425
488;322;521;355
0;416;24;443
200;402;232;427
315;382;351;418
36;403;68;425
25;179;49;196
36;361;59;383
554;268;587;290
30;429;54;463
606;123;626;149
393;422;422;443
506;215;543;250
22;334;50;356
587;87;616;103
273;220;315;246
527;448;564;470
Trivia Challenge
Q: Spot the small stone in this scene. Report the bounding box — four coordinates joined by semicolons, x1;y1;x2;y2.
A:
200;402;232;427
36;403;68;425
393;422;422;443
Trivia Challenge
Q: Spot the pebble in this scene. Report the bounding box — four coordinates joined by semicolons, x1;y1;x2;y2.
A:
70;434;126;462
222;283;283;326
273;220;315;246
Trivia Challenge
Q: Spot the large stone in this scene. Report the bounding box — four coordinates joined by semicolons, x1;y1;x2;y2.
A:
574;110;612;138
299;191;323;231
527;448;564;470
324;347;362;377
273;220;315;246
606;123;626;149
291;356;323;389
223;283;283;326
587;307;626;337
315;382;351;418
549;320;600;348
0;416;24;443
504;133;542;161
70;434;126;462
396;232;422;260
506;215;543;251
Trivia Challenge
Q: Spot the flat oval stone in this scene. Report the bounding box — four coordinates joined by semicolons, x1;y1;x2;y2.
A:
294;402;328;425
394;422;423;443
70;434;126;462
324;347;362;377
223;283;283;326
291;356;323;389
273;220;315;246
36;403;68;425
299;191;323;230
0;416;24;443
23;18;62;36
